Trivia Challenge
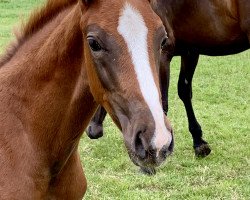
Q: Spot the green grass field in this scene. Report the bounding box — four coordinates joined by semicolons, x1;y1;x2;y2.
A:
1;0;249;199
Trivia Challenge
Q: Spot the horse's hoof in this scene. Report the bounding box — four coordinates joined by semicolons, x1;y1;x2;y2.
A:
194;143;211;157
139;167;156;176
86;123;103;139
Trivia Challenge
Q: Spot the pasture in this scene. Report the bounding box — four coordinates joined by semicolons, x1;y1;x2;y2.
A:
0;0;249;199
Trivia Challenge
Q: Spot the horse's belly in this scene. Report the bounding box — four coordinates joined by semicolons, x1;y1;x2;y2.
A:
199;42;249;56
175;33;249;56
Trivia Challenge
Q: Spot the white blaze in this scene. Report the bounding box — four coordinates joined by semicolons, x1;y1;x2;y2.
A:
117;3;172;153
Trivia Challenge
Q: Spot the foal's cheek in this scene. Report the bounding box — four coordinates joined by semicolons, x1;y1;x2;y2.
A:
95;65;113;90
101;97;123;130
93;58;120;92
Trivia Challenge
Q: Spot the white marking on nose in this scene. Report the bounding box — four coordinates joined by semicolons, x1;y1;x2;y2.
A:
117;3;172;153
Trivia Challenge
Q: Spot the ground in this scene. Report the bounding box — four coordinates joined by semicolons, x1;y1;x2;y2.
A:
0;0;249;199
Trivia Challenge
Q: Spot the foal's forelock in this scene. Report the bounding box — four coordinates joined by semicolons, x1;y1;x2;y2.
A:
117;3;172;152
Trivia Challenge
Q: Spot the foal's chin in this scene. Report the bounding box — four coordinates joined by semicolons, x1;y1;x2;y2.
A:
129;150;165;167
127;149;167;175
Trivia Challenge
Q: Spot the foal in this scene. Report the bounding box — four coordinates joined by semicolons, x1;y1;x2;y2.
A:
87;0;250;157
0;0;173;199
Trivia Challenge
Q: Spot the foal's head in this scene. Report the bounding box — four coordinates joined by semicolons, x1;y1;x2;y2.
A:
80;0;173;169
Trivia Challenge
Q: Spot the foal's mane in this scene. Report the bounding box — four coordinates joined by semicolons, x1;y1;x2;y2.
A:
0;0;78;67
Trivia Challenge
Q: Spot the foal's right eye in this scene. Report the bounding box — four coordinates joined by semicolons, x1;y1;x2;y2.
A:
160;37;168;52
87;37;102;52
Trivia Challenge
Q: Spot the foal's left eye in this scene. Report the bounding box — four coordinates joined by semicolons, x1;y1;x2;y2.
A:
87;37;102;52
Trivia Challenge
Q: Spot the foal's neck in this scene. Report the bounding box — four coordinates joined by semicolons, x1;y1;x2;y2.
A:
3;5;97;170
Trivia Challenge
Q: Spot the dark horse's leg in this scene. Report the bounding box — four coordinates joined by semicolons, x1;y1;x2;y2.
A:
178;52;211;157
86;106;107;139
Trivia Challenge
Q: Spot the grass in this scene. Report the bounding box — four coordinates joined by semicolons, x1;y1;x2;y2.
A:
0;0;249;199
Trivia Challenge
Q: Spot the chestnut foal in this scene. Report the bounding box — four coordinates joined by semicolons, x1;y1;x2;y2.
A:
87;0;250;157
0;0;173;199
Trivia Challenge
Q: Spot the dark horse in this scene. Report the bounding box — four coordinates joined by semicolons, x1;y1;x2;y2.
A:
87;0;250;157
0;0;173;198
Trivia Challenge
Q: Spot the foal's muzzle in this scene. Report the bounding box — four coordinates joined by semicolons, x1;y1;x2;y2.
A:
123;115;174;169
132;131;173;167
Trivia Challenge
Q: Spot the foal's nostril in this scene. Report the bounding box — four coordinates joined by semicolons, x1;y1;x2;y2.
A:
161;132;174;158
134;124;148;159
161;146;168;159
134;130;146;159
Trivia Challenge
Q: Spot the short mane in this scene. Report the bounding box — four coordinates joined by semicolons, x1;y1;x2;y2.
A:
0;0;78;67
